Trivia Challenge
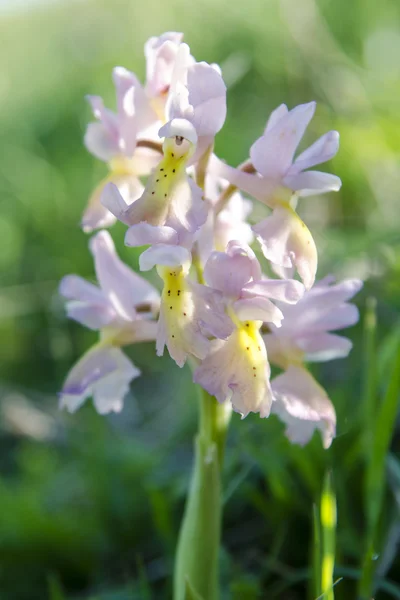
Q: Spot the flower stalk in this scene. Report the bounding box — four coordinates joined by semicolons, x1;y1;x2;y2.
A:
173;390;231;600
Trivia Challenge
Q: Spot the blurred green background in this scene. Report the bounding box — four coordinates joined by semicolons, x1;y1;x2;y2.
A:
1;0;400;598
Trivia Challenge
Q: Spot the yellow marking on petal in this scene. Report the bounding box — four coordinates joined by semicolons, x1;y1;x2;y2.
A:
137;136;195;224
227;311;267;388
158;266;192;334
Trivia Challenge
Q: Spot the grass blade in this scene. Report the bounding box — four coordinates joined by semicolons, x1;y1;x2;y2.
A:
321;471;336;600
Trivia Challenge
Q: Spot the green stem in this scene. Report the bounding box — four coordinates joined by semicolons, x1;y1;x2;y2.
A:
173;389;231;600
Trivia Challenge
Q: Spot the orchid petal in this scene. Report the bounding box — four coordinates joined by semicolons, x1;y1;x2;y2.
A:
250;102;316;179
65;302;115;330
90;230;159;319
125;223;179;247
139;244;191;271
290;131;339;173
271;365;336;449
59;275;105;305
264;103;288;133
242;278;304;304
298;332;353;362
186;62;227;136
233;297;284;326
253;205;317;290
204;241;261;298
194;323;272;418
283;171;342;196
84;122;119;162
60;345;139;414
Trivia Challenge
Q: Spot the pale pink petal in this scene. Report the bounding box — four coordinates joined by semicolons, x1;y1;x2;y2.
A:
84;122;119;162
271;365;336;449
297;332;352;362
60;345;119;412
83;175;143;233
125;223;178;247
145;32;184;97
92;349;140;414
210;155;276;204
242;278;304;304
139;244;191;271
233;297;284;326
204;241;261;299
86;96;119;138
59;275;105;305
289;131;339;173
186;62;227;136
189;281;234;340
264;103;288;133
101;182;131;225
90;230;159;319
65;302;115;330
283;171;342;196
253;205;317;290
250;102;316;179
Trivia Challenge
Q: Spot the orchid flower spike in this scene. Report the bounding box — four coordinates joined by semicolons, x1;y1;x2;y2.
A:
264;275;363;448
194;241;304;418
212;102;341;289
82;67;160;232
101;118;207;246
139;244;233;368
59;230;160;413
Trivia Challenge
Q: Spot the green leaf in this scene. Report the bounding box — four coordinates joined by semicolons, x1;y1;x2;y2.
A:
47;574;66;600
359;336;400;598
184;577;204;600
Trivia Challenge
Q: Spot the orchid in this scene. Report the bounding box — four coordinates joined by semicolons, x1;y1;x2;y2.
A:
101;118;207;245
264;276;363;447
82;67;161;232
59;31;364;600
59;230;159;413
139;244;233;367
212;102;340;289
194;241;304;417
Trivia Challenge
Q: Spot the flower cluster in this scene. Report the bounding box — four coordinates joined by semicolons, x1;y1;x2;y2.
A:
59;32;362;448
